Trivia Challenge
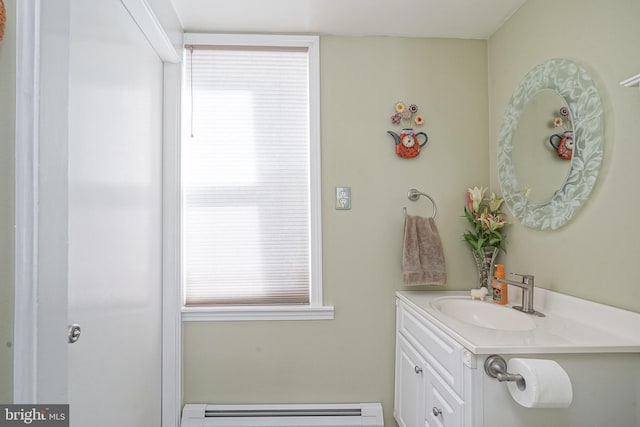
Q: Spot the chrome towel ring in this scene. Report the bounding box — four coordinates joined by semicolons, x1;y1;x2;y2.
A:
403;188;437;219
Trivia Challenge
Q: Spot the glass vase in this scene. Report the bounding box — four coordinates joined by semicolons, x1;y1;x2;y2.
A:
471;246;499;289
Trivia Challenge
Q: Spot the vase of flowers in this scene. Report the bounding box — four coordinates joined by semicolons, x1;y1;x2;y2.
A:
470;246;500;290
463;187;508;289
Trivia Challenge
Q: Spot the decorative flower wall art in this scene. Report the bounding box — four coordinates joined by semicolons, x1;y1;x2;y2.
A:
387;102;429;158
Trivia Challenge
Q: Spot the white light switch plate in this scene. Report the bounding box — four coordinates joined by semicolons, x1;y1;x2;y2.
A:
335;187;351;210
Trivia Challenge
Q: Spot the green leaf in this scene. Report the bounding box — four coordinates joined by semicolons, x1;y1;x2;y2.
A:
463;233;480;250
463;207;476;226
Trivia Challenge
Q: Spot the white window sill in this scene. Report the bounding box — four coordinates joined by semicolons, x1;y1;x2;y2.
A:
181;305;335;321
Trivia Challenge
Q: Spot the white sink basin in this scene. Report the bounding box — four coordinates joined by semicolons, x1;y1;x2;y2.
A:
431;297;537;331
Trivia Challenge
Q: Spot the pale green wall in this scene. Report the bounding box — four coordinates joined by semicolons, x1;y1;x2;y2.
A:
488;0;640;313
0;0;15;403
183;36;489;426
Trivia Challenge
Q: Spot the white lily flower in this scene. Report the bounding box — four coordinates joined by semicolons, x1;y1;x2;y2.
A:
489;193;504;212
467;187;486;213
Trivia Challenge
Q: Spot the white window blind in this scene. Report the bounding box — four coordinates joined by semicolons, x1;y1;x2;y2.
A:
182;39;318;307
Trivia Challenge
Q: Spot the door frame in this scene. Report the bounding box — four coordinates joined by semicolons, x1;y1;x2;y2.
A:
14;1;183;425
15;0;71;404
161;60;183;427
14;0;40;404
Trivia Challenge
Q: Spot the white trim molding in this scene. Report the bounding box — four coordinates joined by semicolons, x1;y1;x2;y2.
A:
15;0;71;403
120;0;180;63
307;35;323;308
183;33;319;49
13;0;40;404
182;305;335;322
161;61;183;427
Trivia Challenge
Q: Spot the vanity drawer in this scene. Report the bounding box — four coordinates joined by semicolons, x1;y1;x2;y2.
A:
425;364;464;427
397;301;464;395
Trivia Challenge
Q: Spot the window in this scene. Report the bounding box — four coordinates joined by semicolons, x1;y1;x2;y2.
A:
181;34;331;321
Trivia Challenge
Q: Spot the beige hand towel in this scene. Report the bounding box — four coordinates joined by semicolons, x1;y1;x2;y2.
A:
402;215;447;286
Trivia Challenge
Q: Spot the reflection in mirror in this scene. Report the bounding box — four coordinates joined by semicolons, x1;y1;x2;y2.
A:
512;90;573;204
498;58;604;230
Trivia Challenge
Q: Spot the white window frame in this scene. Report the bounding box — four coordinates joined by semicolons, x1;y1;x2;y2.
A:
178;33;332;322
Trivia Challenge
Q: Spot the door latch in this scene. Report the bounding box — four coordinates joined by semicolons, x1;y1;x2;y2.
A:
67;324;81;344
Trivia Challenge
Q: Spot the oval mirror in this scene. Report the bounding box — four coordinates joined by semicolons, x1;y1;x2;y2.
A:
497;59;604;230
512;90;573;204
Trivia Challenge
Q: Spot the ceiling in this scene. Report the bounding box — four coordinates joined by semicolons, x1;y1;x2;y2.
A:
169;0;527;39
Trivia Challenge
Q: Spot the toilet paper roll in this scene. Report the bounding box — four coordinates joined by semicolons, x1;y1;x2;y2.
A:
506;358;573;408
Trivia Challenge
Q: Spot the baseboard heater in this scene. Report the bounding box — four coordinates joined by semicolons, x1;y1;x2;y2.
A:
181;403;384;427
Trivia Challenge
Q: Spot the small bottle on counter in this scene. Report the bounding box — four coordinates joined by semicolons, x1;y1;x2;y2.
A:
492;264;508;304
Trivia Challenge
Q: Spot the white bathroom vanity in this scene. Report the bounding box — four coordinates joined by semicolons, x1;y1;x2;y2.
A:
394;290;640;427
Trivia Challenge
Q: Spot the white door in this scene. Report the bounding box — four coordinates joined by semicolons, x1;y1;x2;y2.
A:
66;0;163;425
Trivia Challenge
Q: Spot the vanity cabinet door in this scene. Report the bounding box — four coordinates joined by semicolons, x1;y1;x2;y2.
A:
424;365;464;427
395;335;427;427
398;302;465;395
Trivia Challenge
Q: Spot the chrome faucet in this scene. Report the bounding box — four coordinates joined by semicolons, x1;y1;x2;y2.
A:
495;273;545;317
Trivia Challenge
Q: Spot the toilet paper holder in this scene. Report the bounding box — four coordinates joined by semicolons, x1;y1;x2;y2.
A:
484;355;526;390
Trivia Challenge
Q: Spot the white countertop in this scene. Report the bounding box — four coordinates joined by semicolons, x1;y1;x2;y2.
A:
396;288;640;355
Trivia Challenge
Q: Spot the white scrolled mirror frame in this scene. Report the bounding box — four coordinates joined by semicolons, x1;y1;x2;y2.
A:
497;58;604;230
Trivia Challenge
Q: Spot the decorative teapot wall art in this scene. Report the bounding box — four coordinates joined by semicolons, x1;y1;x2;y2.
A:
388;102;429;158
549;131;574;160
548;106;573;160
